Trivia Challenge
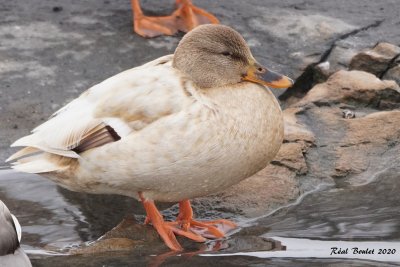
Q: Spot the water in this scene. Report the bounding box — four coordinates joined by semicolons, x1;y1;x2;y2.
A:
0;168;399;266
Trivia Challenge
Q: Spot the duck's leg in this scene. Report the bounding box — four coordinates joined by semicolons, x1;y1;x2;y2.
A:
139;193;205;251
173;200;237;239
130;0;219;38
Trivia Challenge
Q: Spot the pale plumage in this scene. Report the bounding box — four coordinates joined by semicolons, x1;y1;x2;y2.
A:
8;25;292;251
8;55;283;201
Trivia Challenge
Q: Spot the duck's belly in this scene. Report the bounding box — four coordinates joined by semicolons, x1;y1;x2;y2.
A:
62;86;283;202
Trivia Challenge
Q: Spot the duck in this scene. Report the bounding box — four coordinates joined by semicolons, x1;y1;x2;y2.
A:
131;0;219;37
7;24;293;251
0;200;32;267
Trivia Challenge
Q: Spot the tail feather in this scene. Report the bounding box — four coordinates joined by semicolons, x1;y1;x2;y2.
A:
11;154;67;174
6;147;40;162
10;134;39;147
10;134;80;159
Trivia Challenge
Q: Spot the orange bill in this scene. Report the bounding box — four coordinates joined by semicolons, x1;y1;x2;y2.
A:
243;63;293;89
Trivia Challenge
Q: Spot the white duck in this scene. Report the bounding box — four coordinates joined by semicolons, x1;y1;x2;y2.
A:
8;25;292;251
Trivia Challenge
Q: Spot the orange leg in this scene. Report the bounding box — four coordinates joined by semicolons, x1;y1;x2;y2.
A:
139;193;206;251
130;0;219;38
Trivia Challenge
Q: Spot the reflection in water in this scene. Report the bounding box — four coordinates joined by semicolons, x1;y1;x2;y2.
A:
147;241;227;267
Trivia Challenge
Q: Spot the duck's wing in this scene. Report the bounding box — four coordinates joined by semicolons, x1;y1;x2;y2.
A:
7;55;188;173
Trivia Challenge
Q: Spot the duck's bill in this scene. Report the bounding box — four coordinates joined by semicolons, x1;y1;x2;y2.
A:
243;68;293;89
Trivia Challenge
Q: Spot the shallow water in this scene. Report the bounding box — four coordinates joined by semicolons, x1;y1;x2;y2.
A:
0;168;399;266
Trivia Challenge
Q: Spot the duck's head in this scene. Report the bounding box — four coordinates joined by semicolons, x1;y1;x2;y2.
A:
173;24;293;89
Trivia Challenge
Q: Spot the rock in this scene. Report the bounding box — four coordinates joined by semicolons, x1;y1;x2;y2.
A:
296;70;400;108
286;69;400;187
69;216;166;254
383;63;400;85
324;43;358;74
71;238;138;254
282;107;315;146
281;42;400;107
333;110;400;183
99;215;159;242
349;42;400;77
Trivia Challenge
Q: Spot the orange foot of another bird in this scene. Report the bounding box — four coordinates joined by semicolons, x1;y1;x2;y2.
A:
139;193;236;251
131;0;219;38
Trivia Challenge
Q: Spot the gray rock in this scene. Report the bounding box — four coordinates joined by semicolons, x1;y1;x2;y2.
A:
383;63;400;85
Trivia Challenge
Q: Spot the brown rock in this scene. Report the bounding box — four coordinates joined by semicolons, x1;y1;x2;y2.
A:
273;143;308;175
296;70;400;108
69;216;163;254
349;42;400;77
280;43;400;106
334;110;400;182
100;215;159;241
70;238;139;254
284;68;400;186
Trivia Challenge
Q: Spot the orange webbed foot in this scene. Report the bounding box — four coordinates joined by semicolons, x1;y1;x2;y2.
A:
131;0;180;38
139;193;236;251
131;0;219;38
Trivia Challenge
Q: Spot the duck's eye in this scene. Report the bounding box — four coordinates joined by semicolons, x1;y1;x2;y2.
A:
221;51;232;56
